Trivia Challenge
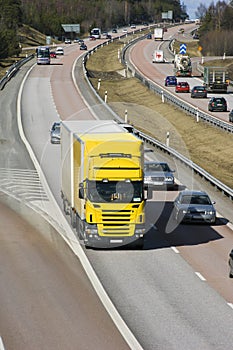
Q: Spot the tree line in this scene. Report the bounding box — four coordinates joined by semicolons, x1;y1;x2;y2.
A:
0;0;187;59
1;0;233;59
197;1;233;56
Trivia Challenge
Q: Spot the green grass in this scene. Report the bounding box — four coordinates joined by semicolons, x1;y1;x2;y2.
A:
86;40;233;189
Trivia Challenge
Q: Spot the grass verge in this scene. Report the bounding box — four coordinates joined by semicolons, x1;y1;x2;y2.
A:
86;39;233;189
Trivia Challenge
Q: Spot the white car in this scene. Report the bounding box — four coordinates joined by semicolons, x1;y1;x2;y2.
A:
55;47;64;55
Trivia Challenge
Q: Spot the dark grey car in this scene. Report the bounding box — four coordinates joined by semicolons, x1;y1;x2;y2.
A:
144;161;175;190
173;190;216;224
191;86;207;98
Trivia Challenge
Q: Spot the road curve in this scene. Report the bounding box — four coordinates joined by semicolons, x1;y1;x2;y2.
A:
20;30;233;349
0;53;132;349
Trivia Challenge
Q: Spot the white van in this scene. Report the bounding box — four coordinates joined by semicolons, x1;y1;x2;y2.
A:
55;47;64;55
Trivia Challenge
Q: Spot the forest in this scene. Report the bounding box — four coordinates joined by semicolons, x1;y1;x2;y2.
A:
1;0;233;59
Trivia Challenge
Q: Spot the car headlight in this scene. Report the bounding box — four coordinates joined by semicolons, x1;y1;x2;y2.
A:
144;176;151;181
206;210;215;215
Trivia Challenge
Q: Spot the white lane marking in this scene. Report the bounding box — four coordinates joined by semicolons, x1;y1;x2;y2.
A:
0;337;6;350
171;246;179;254
195;272;206;281
227;303;233;310
17;58;144;350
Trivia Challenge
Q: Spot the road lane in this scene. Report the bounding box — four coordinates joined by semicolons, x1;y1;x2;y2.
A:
18;28;233;350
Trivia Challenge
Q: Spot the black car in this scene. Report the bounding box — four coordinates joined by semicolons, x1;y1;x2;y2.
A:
208;97;227;112
191;86;207;98
229;249;233;278
229;109;233;122
146;33;152;39
80;43;87;50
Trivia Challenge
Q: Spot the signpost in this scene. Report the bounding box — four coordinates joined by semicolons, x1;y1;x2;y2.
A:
180;43;187;54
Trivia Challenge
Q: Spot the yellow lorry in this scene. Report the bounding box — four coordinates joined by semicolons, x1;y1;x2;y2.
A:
61;120;148;248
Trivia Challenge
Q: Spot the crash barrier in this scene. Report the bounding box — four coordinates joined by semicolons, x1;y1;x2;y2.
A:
121;41;233;134
0;54;34;90
81;28;233;202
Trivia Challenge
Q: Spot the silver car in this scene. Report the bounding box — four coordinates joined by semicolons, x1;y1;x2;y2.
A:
144;161;175;189
173;190;216;224
50;122;61;144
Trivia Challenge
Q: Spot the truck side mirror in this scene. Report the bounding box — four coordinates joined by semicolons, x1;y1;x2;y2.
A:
79;183;84;199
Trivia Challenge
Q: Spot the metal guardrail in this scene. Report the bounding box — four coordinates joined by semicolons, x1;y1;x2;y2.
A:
121;41;233;134
81;28;233;201
0;54;34;90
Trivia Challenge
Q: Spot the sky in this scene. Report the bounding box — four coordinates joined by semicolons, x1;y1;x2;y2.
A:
184;0;217;19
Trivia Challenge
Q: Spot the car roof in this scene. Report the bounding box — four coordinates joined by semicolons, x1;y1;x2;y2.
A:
193;86;205;89
179;190;209;196
144;161;168;165
210;97;226;100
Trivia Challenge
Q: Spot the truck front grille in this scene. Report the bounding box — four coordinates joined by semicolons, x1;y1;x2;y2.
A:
100;209;133;235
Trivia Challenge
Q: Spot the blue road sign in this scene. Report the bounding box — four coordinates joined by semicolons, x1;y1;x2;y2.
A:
180;43;187;54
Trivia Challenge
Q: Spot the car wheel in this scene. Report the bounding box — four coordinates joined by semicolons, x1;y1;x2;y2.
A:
229;272;233;278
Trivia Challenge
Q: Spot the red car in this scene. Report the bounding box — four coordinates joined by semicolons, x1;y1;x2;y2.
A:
50;51;56;58
175;81;190;93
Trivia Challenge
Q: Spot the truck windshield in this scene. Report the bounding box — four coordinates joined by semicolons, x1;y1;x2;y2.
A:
87;180;143;203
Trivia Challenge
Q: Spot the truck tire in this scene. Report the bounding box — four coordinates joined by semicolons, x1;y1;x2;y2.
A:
70;210;77;228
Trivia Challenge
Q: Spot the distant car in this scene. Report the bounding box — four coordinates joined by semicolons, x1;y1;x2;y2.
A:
50;51;56;58
73;38;80;43
191;86;207;98
55;47;64;55
122;28;128;33
228;109;233;122
208;97;227;112
112;28;118;33
178;28;184;34
193;33;199;39
89;35;96;40
80;43;87;50
144;161;175;190
146;33;152;39
64;38;71;44
228;249;233;278
105;33;112;39
50;122;61;144
165;76;177;86
130;24;136;29
175;81;190;93
78;39;84;45
173;190;216;224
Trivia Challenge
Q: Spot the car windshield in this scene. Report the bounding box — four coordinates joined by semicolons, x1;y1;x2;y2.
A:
145;163;170;172
87;180;143;203
180;195;211;205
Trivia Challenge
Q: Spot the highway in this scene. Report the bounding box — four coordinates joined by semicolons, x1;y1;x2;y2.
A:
1;25;233;349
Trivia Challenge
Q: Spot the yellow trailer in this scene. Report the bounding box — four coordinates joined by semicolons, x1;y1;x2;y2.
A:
61;120;147;248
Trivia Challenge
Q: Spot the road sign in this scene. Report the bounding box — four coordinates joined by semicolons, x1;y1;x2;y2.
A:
180;43;187;54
